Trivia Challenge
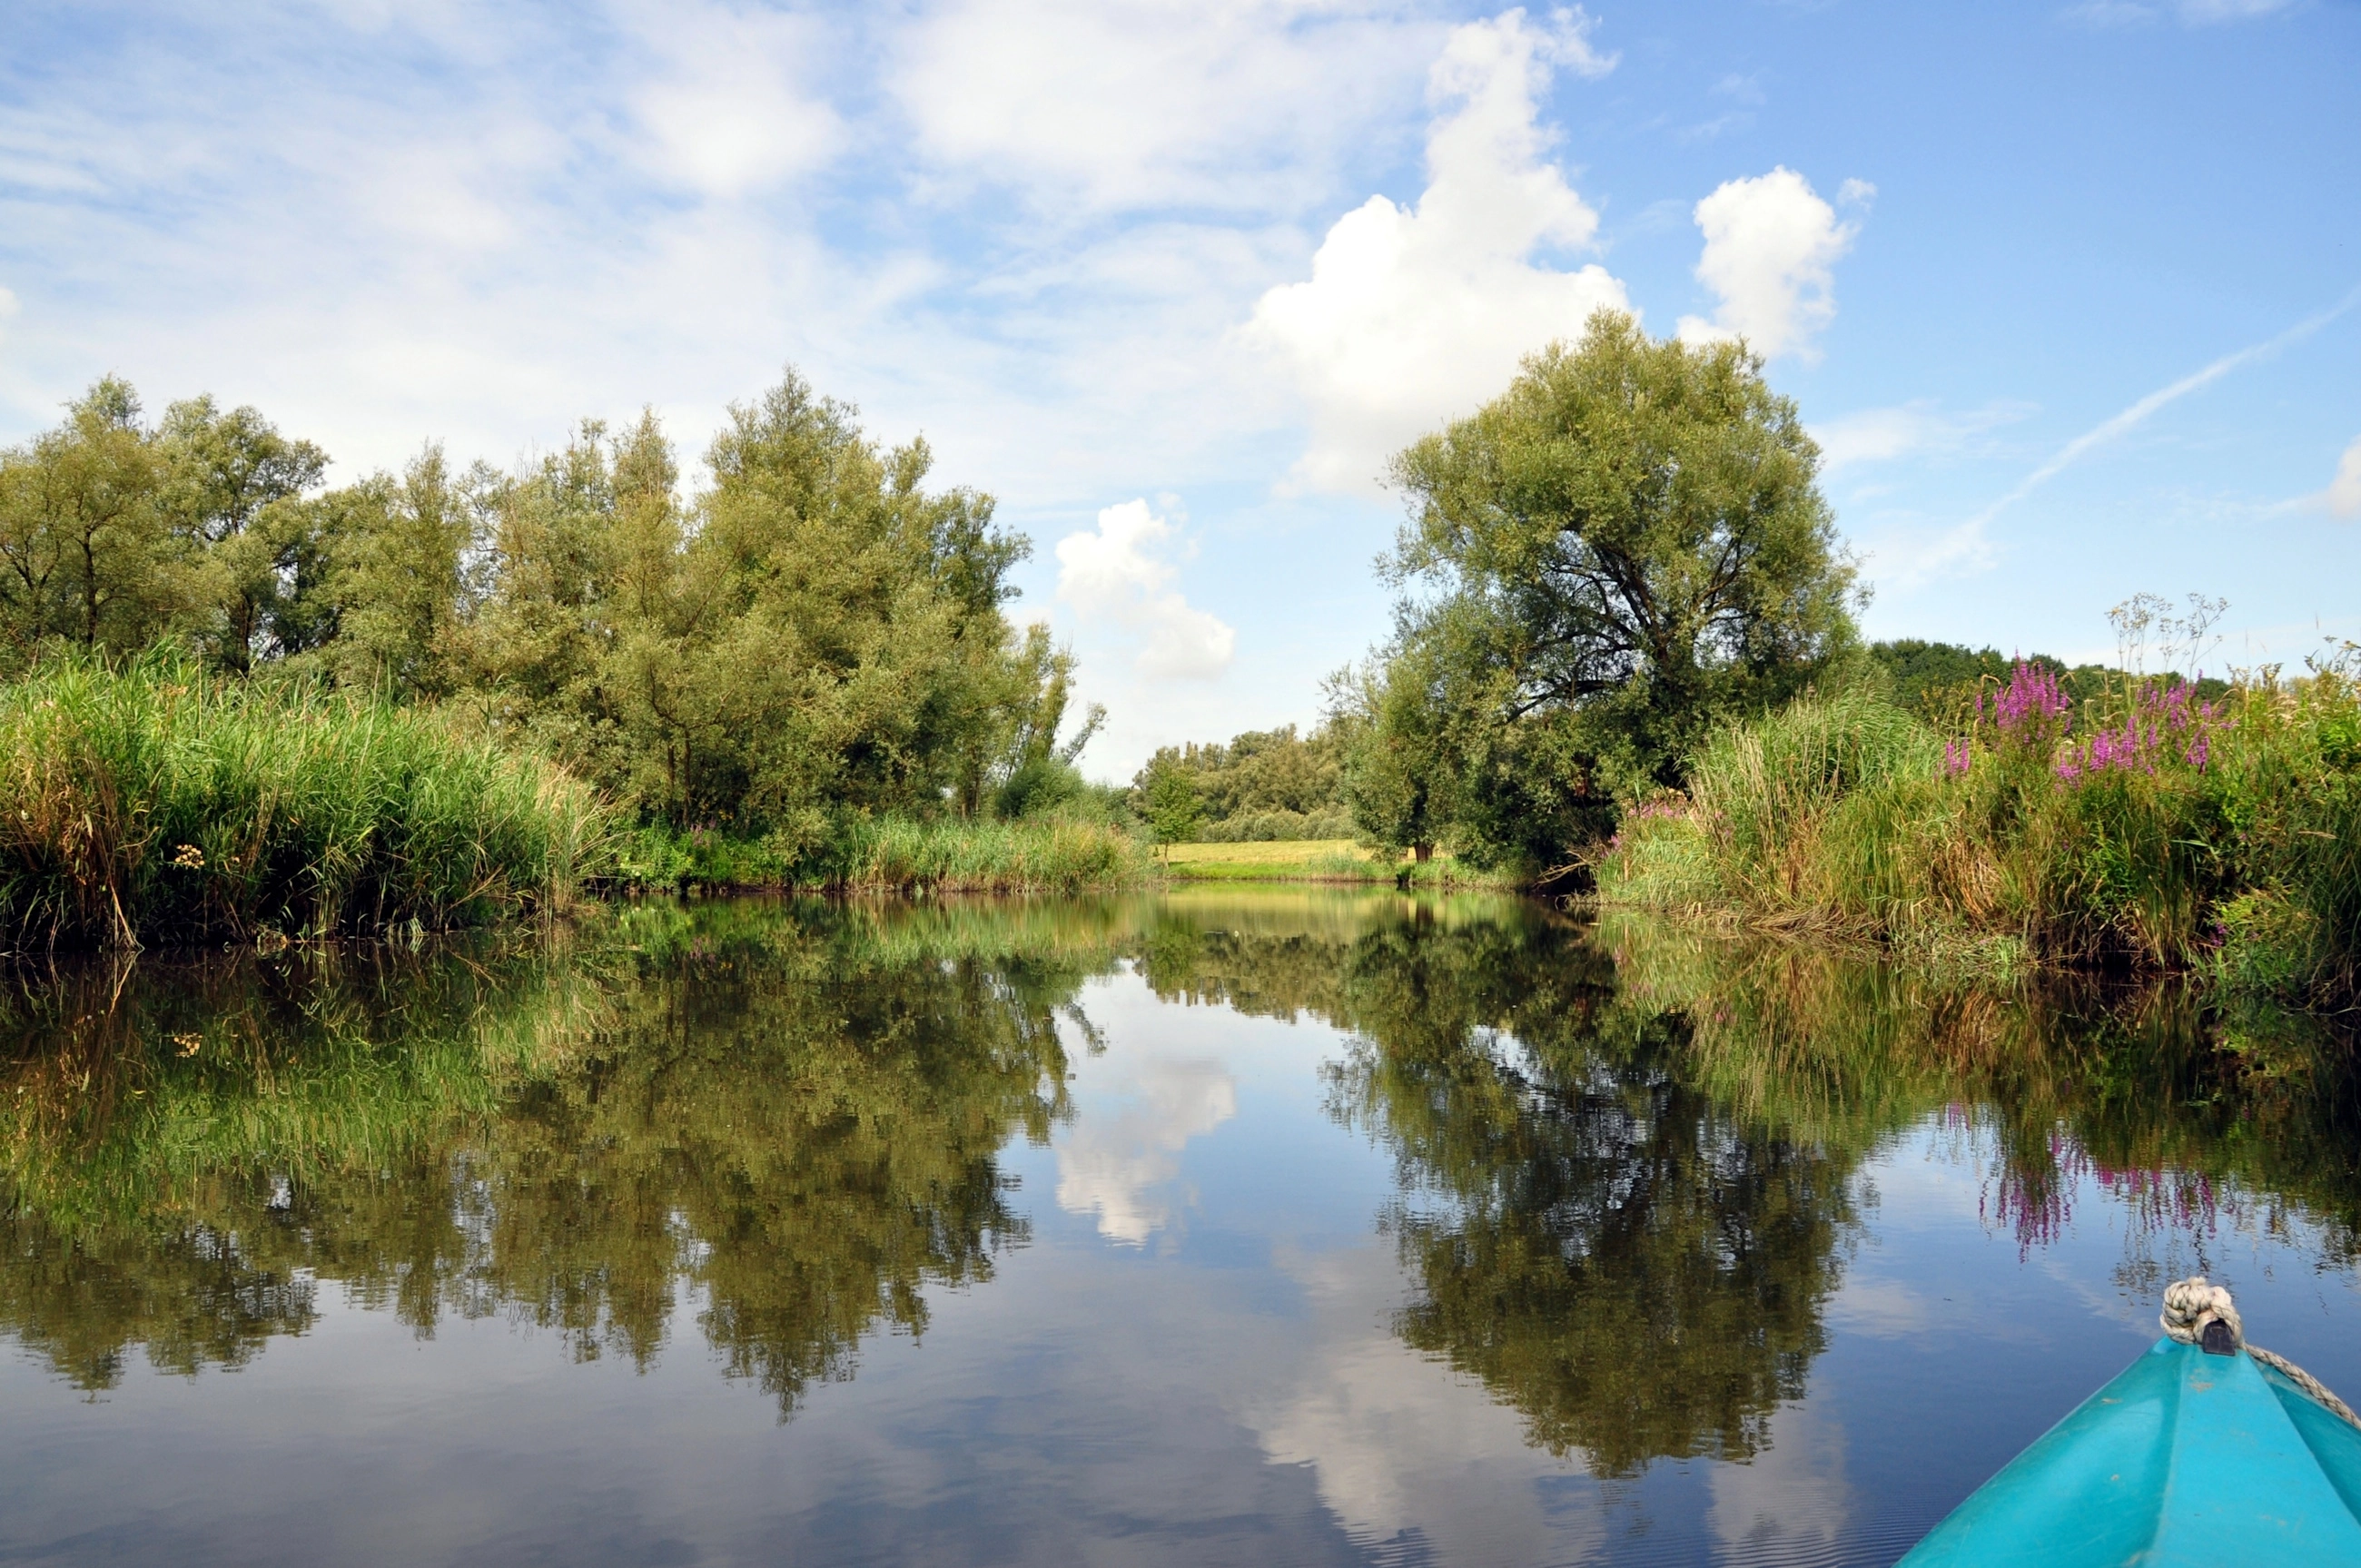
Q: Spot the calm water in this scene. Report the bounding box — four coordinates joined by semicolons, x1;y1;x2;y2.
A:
5;890;2358;1567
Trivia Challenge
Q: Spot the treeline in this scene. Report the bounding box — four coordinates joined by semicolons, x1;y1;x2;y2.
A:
1129;724;1350;842
1870;636;2228;723
0;371;1127;921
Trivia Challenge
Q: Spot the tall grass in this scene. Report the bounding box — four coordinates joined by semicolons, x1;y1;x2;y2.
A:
610;814;1155;895
826;815;1153;893
0;653;604;950
1602;666;2361;1004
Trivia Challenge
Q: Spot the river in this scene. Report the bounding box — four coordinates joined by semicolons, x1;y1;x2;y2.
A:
4;888;2357;1566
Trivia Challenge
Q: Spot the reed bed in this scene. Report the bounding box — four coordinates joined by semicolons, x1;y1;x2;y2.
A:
1601;668;2361;1004
611;814;1155;896
0;655;604;951
826;815;1153;893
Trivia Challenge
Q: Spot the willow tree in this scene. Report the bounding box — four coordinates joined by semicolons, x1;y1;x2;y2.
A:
1356;310;1859;870
466;370;1072;840
0;379;178;660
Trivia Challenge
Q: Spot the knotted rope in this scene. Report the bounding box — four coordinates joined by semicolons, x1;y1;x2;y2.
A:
2161;1275;2361;1433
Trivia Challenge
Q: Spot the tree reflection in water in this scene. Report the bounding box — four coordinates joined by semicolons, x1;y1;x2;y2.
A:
1138;893;2361;1478
3;888;2356;1474
0;898;1113;1408
1141;899;1854;1475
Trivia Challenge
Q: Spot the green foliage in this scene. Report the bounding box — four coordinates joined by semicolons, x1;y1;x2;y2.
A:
1329;650;1457;860
608;816;1151;895
0;901;1101;1400
0;652;601;949
464;386;1067;838
1869;638;2028;722
0;372;1103;856
1126;721;1346;842
1604;664;2361;1006
157;395;331;675
1346;310;1859;875
0;379;179;660
1140;757;1205;849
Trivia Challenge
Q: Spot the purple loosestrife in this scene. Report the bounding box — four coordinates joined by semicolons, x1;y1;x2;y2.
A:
2055;679;2225;784
1951;660;2075;778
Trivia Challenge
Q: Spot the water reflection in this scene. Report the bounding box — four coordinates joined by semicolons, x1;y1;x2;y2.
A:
1053;1053;1237;1245
2;900;1108;1410
2;889;2358;1567
1139;900;1857;1475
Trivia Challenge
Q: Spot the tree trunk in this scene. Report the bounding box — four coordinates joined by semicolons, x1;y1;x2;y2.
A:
1413;842;1433;863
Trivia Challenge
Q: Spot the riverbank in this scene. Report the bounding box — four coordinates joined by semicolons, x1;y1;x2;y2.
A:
1158;837;1516;888
608;817;1155;896
0;656;599;951
1597;667;2361;1008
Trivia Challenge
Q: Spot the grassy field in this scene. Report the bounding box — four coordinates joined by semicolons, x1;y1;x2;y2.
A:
1160;839;1397;882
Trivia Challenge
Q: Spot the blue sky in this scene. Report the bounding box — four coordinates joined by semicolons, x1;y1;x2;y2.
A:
3;0;2356;777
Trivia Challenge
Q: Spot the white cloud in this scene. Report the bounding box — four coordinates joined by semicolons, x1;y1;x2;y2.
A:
2178;0;2295;19
2066;0;2294;23
1677;166;1858;361
1811;399;2031;475
1246;1242;1603;1567
1054;1055;1237;1245
1055;499;1238;680
894;0;1437;214
1246;8;1630;494
1706;1401;1852;1561
2328;436;2361;520
622;2;845;197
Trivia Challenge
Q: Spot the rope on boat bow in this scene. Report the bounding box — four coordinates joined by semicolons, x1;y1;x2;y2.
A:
2162;1275;2361;1433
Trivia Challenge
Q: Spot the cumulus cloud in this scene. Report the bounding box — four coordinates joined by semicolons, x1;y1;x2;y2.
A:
1246;7;1630;494
2328;436;2361;520
622;1;845;197
1677;167;1858;361
1055;499;1238;680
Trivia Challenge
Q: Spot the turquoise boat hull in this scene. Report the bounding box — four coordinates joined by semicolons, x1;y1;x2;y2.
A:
1901;1337;2361;1565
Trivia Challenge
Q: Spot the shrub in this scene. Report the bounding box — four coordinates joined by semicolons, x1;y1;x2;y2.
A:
1196;808;1358;843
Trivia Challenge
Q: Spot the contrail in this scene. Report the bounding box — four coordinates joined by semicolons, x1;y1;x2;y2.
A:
1963;282;2361;530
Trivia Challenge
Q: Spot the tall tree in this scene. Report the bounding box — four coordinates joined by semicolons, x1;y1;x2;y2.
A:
1358;310;1859;869
158;395;330;673
0;379;180;659
327;447;488;701
461;373;1080;837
